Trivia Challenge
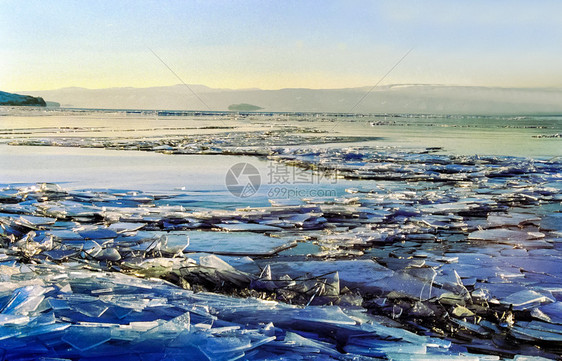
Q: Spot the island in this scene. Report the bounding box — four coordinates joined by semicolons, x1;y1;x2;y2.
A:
228;103;263;111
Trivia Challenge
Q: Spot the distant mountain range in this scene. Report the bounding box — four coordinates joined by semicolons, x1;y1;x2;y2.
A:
0;90;46;106
22;84;562;115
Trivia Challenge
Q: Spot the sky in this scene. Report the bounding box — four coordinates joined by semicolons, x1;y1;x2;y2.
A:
1;0;562;92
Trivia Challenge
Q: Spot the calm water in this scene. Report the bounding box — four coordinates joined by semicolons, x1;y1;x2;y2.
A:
1;108;560;194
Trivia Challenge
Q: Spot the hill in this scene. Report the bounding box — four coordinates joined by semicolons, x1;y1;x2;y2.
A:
0;91;46;106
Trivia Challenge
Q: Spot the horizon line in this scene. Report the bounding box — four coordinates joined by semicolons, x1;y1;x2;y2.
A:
17;82;562;93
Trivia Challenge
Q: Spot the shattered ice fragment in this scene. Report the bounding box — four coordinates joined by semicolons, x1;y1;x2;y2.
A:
436;256;459;264
77;226;118;240
513;356;554;361
530;308;551;323
451;305;474;318
539;213;562;231
62;326;113;351
199;254;236;272
268;260;393;291
372;271;446;301
1;285;46;315
44;249;80;261
163;235;190;254
510;321;562;342
487;213;540;227
323;271;340;297
71;301;109;318
501;290;555;310
47;298;70;310
468;229;531;243
17;215;57;227
94;248;121;261
215;223;284;232
451;318;490;336
0;314;29;326
107;222;146;233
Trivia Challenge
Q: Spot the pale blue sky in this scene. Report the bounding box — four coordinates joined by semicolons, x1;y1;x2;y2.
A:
2;0;561;91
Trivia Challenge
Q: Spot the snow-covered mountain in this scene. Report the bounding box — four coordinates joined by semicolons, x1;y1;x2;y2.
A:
0;91;46;106
22;84;562;115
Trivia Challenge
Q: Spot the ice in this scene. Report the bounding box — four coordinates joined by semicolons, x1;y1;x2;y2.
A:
47;298;70;310
0;137;561;359
94;247;121;261
0;314;29;326
451;305;474;318
184;231;296;256
214;223;284;232
510;321;562;342
451;318;490;337
44;249;80;261
266;331;340;357
107;222;146;233
61;325;113;351
487;212;540;227
162;234;190;254
46;229;84;241
71;301;109;317
77;225;118;239
188;254;260;274
500;290;555;310
268;260;394;290
345;342;427;357
538;302;562;325
181;255;253;289
370;271;446;301
23;321;71;337
17;215;57;227
199;335;253;359
514;357;555;361
540;213;562;231
468;229;531;243
1;285;47;315
385;355;481;361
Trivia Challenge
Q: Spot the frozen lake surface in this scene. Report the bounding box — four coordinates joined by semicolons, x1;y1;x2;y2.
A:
0;108;561;359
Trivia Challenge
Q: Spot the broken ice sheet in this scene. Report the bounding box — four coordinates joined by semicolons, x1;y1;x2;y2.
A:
538;302;562;324
16;215;57;227
468;228;538;244
61;325;113;351
214;223;284;232
107;222;146;233
372;271;447;301
267;260;393;291
500;290;555;310
487;212;540;227
0;314;29;326
70;300;109;318
0;137;560;359
540;213;562;231
188;253;260;274
510;321;562;343
183;231;297;256
1;285;47;315
76;225;118;240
